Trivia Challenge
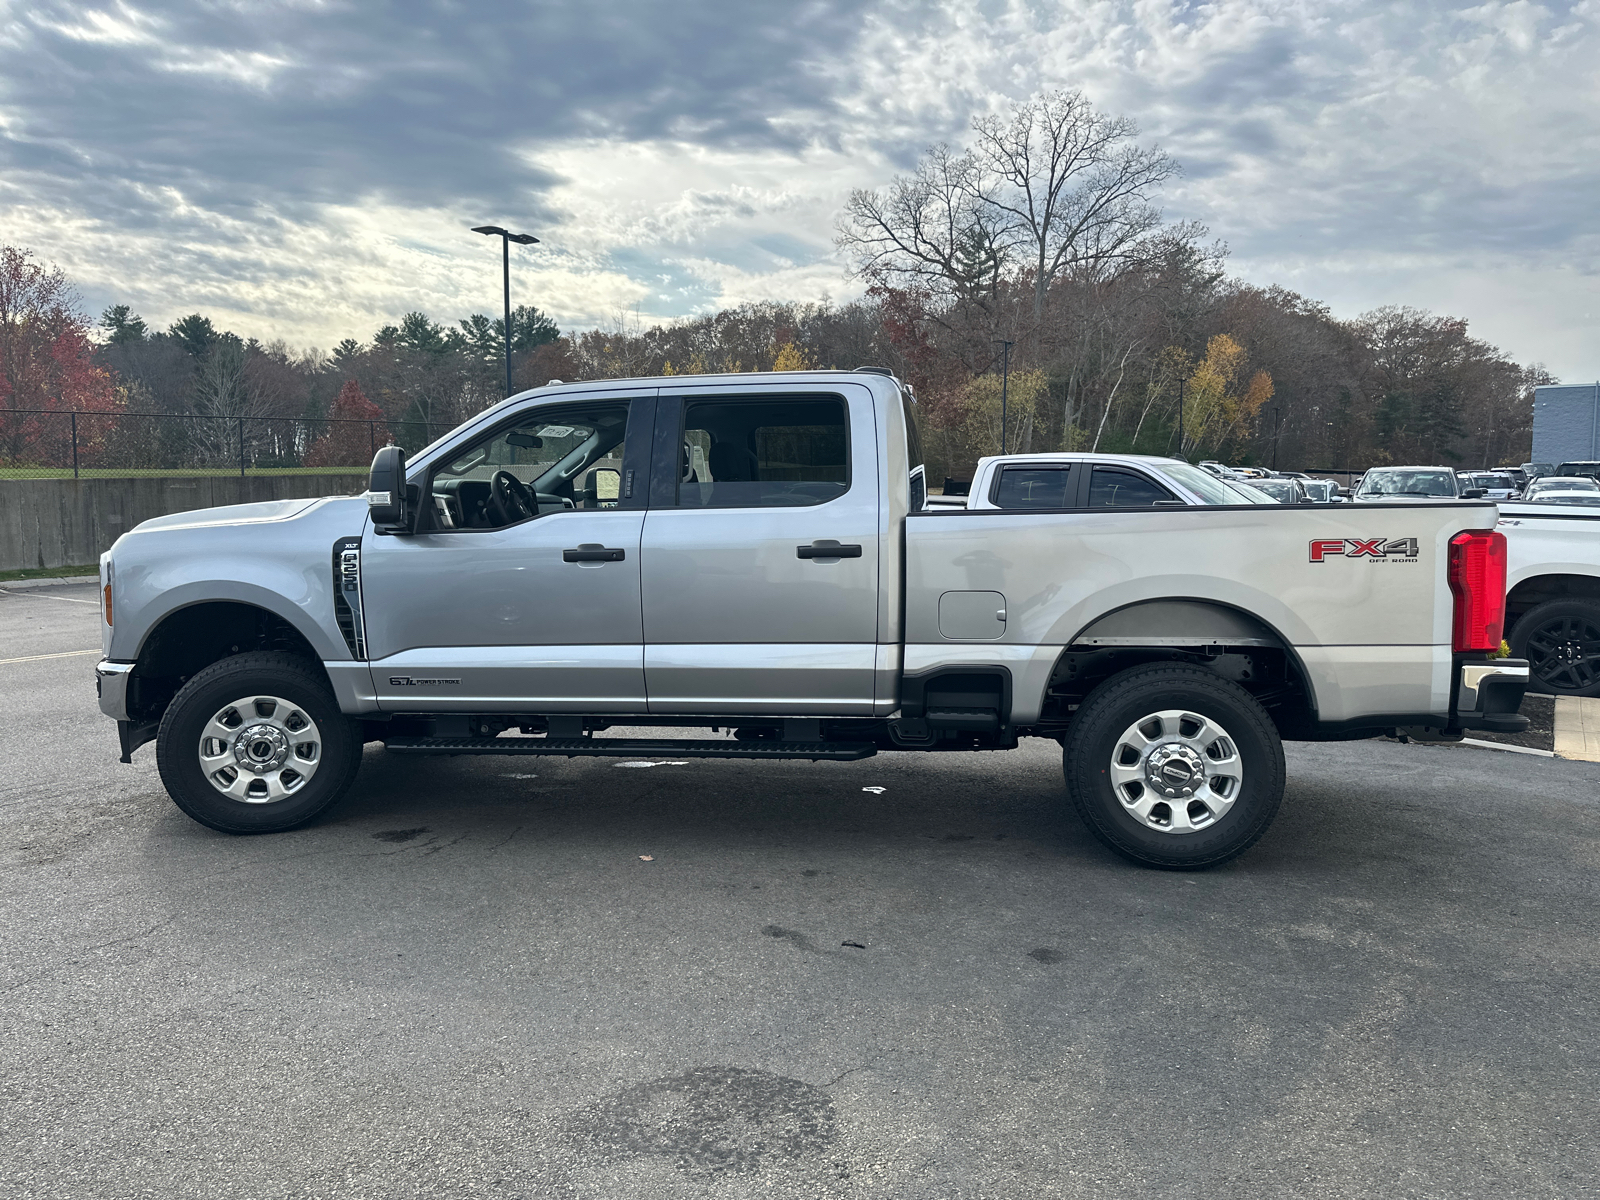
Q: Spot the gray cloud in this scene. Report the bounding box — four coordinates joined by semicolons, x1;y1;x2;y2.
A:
1;0;1596;377
2;0;875;222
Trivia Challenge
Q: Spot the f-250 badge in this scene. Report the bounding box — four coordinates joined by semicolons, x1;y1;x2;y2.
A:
1309;537;1419;563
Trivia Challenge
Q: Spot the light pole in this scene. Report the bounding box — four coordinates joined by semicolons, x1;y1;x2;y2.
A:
1177;377;1185;460
471;225;540;398
993;339;1014;453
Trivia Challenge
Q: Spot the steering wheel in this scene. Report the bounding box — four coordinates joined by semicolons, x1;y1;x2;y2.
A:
489;470;537;525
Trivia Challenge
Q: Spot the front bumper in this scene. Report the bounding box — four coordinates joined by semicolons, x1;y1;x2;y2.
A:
96;660;134;721
1453;658;1530;733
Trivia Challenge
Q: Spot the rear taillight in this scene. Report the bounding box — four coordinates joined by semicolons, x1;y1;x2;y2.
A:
1447;529;1507;652
102;561;113;626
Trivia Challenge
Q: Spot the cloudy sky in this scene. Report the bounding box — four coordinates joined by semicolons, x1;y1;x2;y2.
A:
1;0;1596;378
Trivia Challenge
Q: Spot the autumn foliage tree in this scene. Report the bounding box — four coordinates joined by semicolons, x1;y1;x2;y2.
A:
304;380;389;468
0;245;115;464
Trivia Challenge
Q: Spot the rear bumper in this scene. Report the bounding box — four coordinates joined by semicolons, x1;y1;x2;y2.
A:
1452;658;1530;733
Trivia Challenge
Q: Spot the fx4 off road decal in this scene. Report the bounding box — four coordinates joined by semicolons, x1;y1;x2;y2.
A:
1309;537;1419;563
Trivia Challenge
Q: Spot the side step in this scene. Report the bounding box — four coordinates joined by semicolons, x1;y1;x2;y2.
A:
382;736;877;762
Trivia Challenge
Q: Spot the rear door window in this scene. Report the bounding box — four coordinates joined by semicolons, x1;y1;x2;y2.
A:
992;465;1075;509
677;397;848;508
1088;466;1177;507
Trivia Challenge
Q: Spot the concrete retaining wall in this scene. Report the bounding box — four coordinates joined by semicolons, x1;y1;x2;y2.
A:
0;475;368;572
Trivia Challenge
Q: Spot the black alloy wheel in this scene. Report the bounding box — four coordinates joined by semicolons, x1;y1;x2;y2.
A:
1510;599;1600;697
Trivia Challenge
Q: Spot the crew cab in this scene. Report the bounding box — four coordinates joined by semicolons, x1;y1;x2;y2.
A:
964;452;1270;509
96;369;1528;868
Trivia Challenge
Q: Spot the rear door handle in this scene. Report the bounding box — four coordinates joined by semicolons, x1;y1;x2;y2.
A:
797;540;863;559
563;544;626;562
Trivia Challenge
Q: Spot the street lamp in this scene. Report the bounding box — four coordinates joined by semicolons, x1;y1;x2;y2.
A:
471;225;540;398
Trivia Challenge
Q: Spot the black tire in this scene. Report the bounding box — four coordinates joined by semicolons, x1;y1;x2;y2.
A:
1063;663;1285;869
1508;599;1600;697
155;652;362;834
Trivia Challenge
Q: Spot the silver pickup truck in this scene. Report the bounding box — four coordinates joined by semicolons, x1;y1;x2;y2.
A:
95;368;1529;868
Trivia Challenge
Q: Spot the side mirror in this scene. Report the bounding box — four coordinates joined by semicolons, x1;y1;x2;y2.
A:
1461;487;1486;499
366;445;407;526
583;467;621;508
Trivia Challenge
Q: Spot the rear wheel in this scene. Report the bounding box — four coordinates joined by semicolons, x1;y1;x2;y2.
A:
156;652;362;833
1063;664;1284;869
1509;599;1600;697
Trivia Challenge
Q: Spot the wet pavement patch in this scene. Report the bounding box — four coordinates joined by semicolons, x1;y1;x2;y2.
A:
370;827;428;843
563;1065;836;1176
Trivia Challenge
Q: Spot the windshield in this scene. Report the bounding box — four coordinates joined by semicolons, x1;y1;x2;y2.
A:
1529;494;1600;507
1557;463;1600;477
1249;480;1294;502
1162;462;1270;505
1357;469;1457;498
1530;476;1600;494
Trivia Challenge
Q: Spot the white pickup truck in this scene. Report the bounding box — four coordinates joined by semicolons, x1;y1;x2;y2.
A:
95;368;1528;868
1498;501;1600;696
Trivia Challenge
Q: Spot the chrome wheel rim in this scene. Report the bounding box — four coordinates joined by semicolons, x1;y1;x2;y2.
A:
1108;709;1243;834
198;695;322;803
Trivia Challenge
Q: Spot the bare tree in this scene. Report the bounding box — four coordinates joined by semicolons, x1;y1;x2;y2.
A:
837;90;1178;330
837;145;1008;310
970;90;1177;322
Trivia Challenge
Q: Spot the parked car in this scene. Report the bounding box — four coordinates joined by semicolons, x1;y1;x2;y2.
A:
964;453;1272;509
1524;476;1600;500
1496;499;1600;696
1555;461;1600;484
1246;477;1311;504
95;369;1527;868
1522;462;1555;481
1300;480;1344;503
1354;466;1479;501
1457;471;1520;501
1524;492;1600;508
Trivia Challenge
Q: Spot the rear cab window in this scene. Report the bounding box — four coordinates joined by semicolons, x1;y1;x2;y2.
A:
992;465;1075;508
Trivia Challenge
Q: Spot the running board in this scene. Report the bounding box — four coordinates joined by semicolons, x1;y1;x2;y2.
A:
382;736;877;761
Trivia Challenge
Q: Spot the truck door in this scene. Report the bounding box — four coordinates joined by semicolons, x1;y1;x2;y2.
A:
639;383;881;714
360;393;653;712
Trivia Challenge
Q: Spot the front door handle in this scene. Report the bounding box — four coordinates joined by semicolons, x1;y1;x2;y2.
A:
563;544;626;562
797;540;863;559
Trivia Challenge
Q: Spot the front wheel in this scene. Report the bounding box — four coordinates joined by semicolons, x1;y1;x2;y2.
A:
1063;664;1285;869
155;652;363;833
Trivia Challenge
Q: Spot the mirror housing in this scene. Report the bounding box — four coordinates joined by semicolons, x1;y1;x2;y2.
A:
1461;487;1486;500
366;445;407;526
583;466;622;508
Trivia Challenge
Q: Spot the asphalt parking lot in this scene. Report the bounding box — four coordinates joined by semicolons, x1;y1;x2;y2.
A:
3;582;1598;1199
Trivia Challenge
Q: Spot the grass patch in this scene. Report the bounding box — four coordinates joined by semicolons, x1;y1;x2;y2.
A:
0;467;369;480
0;563;99;582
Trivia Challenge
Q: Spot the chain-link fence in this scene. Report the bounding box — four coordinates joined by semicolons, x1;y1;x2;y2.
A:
0;409;458;479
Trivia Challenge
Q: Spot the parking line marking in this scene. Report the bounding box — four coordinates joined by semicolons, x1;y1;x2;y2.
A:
0;587;99;605
1458;737;1556;758
0;649;101;666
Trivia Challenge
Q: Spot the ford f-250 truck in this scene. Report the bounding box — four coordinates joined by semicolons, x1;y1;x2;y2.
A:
95;368;1529;868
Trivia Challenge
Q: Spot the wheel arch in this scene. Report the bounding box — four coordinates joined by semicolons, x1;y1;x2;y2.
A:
124;600;329;725
1506;572;1600;623
1045;598;1319;733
